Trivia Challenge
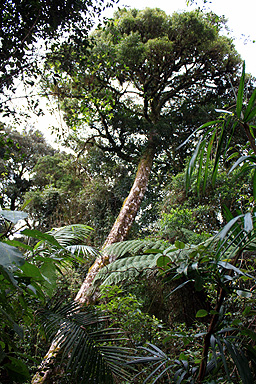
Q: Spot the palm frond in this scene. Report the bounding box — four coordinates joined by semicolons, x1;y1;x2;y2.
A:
49;224;94;246
66;244;100;258
37;301;137;383
216;210;256;260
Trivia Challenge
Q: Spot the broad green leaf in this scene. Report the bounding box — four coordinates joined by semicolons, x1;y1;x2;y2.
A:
194;274;204;291
21;229;62;248
20;261;43;280
40;261;57;295
0;210;28;224
157;255;171;269
13;322;24;339
144;249;163;254
3;356;30;379
0;242;25;268
174;240;185;249
196;309;208;318
4;239;33;251
0;265;18;287
236;61;245;119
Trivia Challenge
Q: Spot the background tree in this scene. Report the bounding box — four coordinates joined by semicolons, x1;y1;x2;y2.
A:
0;0;115;95
0;125;54;210
155;162;254;243
25;146;134;245
45;7;242;302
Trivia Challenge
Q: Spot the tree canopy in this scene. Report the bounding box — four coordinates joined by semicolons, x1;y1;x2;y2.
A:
0;0;115;94
0;125;55;210
47;7;241;164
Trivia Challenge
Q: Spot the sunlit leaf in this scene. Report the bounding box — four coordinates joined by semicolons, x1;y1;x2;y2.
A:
21;229;62;248
0;210;28;224
196;309;208;318
0;243;25;268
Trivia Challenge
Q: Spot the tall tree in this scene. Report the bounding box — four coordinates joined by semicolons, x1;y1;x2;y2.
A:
46;7;241;303
32;8;243;382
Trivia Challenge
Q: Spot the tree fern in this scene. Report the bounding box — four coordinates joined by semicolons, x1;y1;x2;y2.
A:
94;239;208;287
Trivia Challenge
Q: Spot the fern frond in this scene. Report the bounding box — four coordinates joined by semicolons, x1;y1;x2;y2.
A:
94;239;184;286
102;239;169;259
95;238;216;287
94;253;160;286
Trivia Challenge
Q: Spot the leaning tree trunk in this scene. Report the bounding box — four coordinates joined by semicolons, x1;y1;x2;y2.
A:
75;144;156;303
32;144;156;384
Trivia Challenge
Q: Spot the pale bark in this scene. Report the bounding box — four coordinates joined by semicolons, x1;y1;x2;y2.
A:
75;145;156;303
31;145;155;383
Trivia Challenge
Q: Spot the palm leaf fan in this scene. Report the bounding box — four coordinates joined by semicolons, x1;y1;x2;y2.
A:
37;301;138;383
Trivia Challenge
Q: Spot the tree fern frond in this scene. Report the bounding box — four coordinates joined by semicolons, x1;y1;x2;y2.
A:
102;239;168;260
94;239;205;287
94;253;161;286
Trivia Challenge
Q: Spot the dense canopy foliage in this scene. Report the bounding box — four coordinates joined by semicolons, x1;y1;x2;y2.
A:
0;0;114;93
47;7;241;164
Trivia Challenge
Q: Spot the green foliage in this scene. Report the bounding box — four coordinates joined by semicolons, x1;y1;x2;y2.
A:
0;0;114;96
158;160;254;239
157;208;211;243
24;147;133;244
185;62;256;195
0;209;96;383
97;285;165;347
0;126;55;210
93;238;212;289
45;7;241;169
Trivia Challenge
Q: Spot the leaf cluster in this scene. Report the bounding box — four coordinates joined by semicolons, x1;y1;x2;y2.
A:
0;210;96;382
